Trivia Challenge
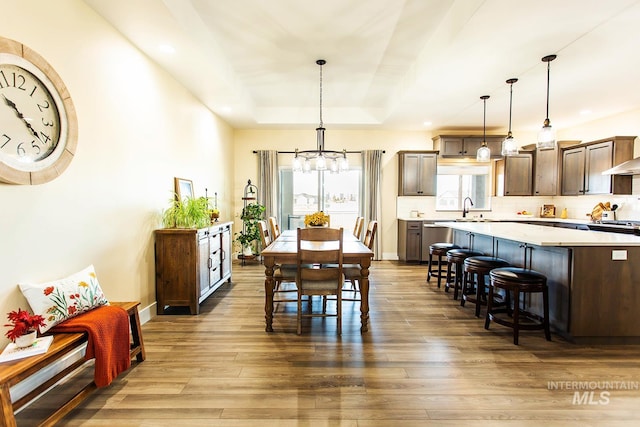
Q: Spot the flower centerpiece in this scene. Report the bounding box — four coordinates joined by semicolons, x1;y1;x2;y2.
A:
304;211;330;227
4;308;45;346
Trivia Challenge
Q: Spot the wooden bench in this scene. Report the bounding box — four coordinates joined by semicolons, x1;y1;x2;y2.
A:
0;301;145;427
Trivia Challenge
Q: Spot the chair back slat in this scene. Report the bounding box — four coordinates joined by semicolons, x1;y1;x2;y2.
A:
258;220;271;248
353;216;364;240
363;220;378;250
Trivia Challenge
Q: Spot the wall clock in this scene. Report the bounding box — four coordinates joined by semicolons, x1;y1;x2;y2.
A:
0;36;77;184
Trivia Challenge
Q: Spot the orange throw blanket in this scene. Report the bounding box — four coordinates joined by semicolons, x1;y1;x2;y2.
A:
51;305;131;387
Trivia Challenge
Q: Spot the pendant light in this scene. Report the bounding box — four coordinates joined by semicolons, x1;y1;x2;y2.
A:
292;59;349;173
538;54;557;149
501;78;519;156
476;95;491;162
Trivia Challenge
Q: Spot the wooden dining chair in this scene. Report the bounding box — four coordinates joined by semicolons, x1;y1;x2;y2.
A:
258;220;297;303
296;227;344;335
268;216;281;240
353;216;364;240
342;220;377;301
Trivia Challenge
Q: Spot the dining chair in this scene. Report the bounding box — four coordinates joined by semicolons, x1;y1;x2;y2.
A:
353;216;364;240
296;227;344;335
268;216;281;239
258;220;297;303
342;220;377;301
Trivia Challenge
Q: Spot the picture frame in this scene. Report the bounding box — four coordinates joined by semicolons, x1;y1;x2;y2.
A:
174;177;194;201
541;204;556;218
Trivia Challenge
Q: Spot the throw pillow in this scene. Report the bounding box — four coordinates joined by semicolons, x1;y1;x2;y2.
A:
18;265;109;333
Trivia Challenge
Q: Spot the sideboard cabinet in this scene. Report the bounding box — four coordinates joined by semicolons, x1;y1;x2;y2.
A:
155;221;232;314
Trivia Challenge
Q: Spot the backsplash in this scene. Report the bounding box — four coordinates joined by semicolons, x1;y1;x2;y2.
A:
397;192;640;222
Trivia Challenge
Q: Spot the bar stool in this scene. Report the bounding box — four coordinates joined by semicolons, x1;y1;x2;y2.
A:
427;243;460;288
445;249;483;300
461;256;510;317
485;267;551;345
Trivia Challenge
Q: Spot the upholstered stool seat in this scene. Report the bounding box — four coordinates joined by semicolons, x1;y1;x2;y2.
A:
461;256;510;317
427;243;460;288
445;249;483;300
485;267;551;345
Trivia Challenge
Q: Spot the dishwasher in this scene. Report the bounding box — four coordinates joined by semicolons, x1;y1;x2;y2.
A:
420;222;453;263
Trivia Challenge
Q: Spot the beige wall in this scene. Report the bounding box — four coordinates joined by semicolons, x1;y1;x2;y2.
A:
0;0;234;346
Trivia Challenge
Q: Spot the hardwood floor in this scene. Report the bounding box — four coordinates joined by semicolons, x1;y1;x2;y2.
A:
16;260;640;426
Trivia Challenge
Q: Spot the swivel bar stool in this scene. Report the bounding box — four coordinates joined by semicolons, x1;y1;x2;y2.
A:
427;242;460;288
445;248;483;300
485;267;551;345
461;256;510;317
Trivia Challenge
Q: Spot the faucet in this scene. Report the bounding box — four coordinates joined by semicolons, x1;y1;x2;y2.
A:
462;197;474;218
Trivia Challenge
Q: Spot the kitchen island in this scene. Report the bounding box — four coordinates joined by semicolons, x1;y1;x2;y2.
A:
437;221;640;344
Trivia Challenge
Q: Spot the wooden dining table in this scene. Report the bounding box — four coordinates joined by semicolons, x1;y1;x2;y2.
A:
261;229;374;332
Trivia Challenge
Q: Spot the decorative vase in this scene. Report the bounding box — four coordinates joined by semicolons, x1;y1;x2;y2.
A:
243;246;253;256
307;223;328;228
15;330;37;348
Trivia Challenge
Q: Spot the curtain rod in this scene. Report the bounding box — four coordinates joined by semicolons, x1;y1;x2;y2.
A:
252;150;384;154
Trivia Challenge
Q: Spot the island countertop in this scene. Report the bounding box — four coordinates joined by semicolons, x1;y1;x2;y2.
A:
435;221;640;247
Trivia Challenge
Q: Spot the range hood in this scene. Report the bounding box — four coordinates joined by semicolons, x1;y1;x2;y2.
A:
602;157;640;175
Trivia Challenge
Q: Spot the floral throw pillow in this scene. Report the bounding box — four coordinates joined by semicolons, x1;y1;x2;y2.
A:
18;265;109;333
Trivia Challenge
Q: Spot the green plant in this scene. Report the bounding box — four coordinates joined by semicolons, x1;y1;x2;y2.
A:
162;195;212;229
234;202;265;253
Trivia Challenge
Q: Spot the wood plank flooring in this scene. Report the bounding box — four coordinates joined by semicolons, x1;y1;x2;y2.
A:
15;260;640;426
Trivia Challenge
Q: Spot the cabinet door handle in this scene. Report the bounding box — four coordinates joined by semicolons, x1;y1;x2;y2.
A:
208;258;212;269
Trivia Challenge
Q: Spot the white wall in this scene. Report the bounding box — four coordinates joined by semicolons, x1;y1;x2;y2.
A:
0;0;234;347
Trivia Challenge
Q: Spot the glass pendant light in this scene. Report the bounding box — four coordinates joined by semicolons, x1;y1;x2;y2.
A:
538;54;557;149
476;95;491;162
501;78;519;156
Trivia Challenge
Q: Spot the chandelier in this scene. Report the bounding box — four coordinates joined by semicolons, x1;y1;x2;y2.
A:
292;59;348;173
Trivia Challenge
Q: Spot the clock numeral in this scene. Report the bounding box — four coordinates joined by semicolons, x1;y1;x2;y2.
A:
31;140;41;155
37;99;50;112
1;134;10;149
29;86;37;97
16;142;25;156
42;118;54;127
39;132;51;145
0;70;8;88
0;71;27;90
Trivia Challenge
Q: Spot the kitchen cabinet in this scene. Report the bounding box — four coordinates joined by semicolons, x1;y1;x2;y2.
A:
532;141;579;196
494;152;533;196
398;220;452;262
398;151;437;196
397;220;422;262
561;136;634;195
433;135;505;158
155;221;233;314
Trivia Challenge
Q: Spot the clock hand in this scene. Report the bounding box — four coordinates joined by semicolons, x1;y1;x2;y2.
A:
1;94;43;142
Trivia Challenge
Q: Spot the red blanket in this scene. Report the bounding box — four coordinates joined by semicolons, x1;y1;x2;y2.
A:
50;305;131;387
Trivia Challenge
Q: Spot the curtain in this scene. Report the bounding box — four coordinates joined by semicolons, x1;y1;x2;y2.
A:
257;150;278;221
362;150;383;260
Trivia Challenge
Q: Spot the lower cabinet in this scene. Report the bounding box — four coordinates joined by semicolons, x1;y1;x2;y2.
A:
397;220;422;262
155;221;232;314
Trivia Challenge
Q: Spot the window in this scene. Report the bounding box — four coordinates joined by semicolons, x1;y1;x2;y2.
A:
436;163;491;211
279;167;361;231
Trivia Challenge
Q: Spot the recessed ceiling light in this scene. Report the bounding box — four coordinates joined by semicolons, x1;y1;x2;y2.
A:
423;121;432;127
158;44;175;54
580;109;592;116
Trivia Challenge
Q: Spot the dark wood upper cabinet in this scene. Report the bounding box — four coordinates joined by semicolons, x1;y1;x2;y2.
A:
494;152;533;196
433;135;505;158
398;151;437;196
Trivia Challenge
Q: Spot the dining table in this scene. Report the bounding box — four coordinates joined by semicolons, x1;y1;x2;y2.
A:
261;228;374;332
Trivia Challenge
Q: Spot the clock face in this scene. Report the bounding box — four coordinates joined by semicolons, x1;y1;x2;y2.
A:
0;63;62;166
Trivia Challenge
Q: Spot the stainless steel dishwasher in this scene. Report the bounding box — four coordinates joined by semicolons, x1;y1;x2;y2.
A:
420;222;453;262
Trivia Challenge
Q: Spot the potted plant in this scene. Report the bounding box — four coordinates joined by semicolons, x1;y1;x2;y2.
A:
4;308;45;347
162;195;212;229
234;202;265;256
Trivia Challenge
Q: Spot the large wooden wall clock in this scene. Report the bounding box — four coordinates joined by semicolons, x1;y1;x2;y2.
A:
0;36;77;184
